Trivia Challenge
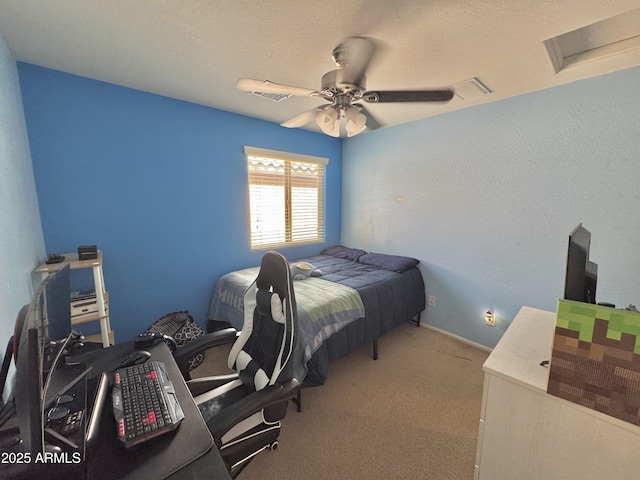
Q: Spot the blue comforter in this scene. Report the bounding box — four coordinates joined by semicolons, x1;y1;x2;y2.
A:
209;265;365;369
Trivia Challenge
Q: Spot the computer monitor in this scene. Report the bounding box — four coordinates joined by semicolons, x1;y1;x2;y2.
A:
41;264;72;344
564;223;597;304
13;307;45;456
12;265;73;456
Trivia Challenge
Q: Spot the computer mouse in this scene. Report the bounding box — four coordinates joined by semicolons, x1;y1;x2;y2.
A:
119;350;151;368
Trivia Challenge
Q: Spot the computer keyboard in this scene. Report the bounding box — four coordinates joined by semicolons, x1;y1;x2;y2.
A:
112;360;185;448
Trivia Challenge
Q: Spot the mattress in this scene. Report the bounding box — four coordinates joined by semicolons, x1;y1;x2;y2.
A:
208;246;426;386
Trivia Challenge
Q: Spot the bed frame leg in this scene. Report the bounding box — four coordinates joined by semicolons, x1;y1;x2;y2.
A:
410;312;421;327
373;339;378;360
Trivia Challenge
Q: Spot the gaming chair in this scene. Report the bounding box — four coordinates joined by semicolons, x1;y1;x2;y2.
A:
174;250;301;477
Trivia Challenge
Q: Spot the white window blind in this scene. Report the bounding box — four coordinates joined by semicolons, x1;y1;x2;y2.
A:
245;146;328;250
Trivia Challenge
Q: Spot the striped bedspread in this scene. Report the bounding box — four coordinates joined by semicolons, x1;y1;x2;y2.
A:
209;266;365;365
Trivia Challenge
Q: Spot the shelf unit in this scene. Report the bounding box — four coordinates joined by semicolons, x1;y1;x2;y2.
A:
35;251;114;347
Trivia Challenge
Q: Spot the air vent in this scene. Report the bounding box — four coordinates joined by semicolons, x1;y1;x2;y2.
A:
249;81;290;102
453;77;492;100
250;91;290;102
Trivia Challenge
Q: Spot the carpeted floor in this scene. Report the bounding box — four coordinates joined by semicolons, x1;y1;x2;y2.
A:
193;322;489;480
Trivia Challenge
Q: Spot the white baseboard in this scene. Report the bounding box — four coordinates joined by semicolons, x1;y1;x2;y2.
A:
419;322;493;353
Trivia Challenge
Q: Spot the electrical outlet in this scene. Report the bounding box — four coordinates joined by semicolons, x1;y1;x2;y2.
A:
428;295;436;307
485;311;496;326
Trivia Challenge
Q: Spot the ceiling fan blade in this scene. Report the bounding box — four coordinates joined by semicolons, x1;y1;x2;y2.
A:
333;37;377;85
236;78;318;97
353;104;383;131
281;107;325;128
362;89;455;103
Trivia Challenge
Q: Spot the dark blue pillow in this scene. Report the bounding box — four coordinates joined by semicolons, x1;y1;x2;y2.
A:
321;245;368;261
358;252;419;272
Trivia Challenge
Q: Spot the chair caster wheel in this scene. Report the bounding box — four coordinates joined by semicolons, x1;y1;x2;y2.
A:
269;441;279;451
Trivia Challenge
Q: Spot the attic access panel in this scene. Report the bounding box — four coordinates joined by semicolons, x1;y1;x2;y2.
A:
545;7;640;72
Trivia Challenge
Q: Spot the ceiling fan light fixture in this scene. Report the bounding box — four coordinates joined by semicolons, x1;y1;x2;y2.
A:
345;105;367;137
316;106;340;137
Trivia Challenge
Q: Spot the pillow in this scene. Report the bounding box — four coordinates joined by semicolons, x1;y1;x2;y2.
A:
321;245;368;261
358;252;419;272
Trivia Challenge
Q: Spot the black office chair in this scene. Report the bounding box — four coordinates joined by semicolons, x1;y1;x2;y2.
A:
174;250;301;478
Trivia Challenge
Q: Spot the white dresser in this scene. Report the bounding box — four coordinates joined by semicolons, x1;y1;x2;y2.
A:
474;306;640;480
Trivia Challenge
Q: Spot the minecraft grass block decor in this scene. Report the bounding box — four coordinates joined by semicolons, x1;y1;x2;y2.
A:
547;299;640;425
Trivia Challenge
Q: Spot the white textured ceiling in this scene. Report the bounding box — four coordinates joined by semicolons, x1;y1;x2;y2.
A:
1;0;640;134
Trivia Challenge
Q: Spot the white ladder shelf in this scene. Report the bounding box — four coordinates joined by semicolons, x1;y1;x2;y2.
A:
35;251;114;347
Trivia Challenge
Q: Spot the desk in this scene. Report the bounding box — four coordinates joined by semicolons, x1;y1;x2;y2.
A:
85;340;230;479
4;339;231;479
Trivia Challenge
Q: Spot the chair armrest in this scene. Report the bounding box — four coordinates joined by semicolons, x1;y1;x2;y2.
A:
209;379;300;444
174;327;238;379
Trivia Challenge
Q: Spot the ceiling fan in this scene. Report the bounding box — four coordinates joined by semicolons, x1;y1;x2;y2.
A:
237;37;455;137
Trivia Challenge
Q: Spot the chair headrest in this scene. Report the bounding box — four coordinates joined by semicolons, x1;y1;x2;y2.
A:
256;251;291;300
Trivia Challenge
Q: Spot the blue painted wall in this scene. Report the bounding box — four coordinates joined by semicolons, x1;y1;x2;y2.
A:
18;63;342;342
342;65;640;349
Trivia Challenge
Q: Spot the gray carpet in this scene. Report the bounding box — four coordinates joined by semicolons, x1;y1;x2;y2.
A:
193;322;489;480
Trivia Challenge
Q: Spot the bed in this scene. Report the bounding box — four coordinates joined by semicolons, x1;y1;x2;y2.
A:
208;245;426;389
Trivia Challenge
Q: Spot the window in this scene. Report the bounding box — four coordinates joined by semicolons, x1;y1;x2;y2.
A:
245;146;327;250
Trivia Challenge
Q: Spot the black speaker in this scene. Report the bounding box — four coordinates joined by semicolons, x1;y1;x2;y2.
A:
77;245;98;260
